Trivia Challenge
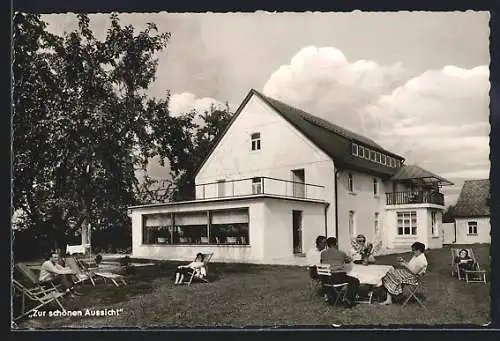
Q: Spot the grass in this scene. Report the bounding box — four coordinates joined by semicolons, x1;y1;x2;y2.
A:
13;244;491;328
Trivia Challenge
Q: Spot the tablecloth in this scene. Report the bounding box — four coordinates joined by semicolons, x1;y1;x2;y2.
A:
347;264;394;285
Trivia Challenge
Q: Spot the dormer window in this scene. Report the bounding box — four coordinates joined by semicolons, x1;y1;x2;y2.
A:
359;146;365;158
370;150;376;161
251;133;261;151
351;143;358;156
376;152;381;163
381;154;386;165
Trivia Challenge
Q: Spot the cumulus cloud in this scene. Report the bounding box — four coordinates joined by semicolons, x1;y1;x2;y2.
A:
366;65;490;204
263;46;409;136
263;46;489;205
169;92;227;117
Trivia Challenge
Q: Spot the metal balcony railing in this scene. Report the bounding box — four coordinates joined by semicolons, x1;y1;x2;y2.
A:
195;177;325;201
386;191;444;206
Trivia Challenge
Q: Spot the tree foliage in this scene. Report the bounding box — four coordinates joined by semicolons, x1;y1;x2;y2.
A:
13;13;171;250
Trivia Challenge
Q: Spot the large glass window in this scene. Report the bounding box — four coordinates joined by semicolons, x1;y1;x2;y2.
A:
210;209;249;245
174;212;208;244
142;214;173;244
397;211;417;236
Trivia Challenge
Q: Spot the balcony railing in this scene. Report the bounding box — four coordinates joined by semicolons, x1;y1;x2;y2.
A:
386;191;444;206
195;177;325;201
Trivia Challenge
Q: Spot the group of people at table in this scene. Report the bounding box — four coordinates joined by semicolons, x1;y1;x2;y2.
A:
308;234;428;308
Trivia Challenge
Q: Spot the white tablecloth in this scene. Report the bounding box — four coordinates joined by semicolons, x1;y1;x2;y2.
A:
347;264;394;285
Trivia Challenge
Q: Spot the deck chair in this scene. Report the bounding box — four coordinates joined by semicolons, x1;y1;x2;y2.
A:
74;257;127;287
402;270;427;309
186;253;213;286
14;263;66;293
315;264;349;307
451;248;487;283
64;257;96;286
12;279;66;321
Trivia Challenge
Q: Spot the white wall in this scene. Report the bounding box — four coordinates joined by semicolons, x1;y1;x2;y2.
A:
427;210;443;250
442;222;456;244
195;94;336;234
130;199;266;263
455;217;490;244
384;205;443;250
335;169;387;253
261;198;326;265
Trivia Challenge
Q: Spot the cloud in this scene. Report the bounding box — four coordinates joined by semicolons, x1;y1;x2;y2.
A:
262;46;410;135
263;46;489;206
366;65;490;204
169;92;227;117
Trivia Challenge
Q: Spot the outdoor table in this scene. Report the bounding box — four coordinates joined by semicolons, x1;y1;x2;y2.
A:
347;264;394;286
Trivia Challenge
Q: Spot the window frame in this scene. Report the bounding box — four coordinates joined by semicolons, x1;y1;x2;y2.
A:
397;211;417;236
251;132;261;151
352;143;358;156
467;221;478;235
373;177;379;196
347;172;354;192
358;146;365;158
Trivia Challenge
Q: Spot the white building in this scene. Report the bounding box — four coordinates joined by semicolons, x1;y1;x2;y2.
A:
128;89;453;265
451;179;491;244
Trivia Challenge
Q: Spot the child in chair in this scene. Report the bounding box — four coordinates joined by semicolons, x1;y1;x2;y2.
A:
174;253;207;285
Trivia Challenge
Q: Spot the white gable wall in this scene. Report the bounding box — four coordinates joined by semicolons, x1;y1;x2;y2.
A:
455;217;490;244
195;94;336;241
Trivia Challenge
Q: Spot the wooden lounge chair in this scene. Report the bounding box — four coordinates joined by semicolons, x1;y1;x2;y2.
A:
14;263;66;293
315;264;349;307
186;252;213;286
64;256;96;286
451;248;487;283
74;257;127;287
12;279;66;322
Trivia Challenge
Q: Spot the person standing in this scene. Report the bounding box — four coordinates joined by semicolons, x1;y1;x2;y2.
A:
320;237;360;307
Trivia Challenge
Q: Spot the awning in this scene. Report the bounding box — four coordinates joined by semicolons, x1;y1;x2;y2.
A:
390;165;453;186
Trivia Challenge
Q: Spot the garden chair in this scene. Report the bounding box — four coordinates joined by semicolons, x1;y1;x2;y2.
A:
186;252;214;286
401;270;427;309
74;257;127;287
306;265;323;298
315;264;349;307
451;247;487;283
14;263;66;293
64;256;96;286
355;284;374;304
12;279;66;322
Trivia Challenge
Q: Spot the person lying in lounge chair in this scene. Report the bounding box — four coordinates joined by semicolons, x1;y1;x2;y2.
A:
174;253;207;285
38;251;83;297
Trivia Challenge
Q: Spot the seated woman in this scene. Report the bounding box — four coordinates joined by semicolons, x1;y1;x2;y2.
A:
378;242;427;305
351;234;376;264
174;253;207;285
454;249;475;278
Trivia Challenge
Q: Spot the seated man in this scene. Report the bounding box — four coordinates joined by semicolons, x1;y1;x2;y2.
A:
39;251;83;297
307;235;327;280
320;237;360;308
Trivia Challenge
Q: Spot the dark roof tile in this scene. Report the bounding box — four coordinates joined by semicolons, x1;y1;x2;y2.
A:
452;179;490;217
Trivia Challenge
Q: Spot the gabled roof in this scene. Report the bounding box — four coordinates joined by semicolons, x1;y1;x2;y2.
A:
391;165;454;186
452;179;490;218
195;89;405;178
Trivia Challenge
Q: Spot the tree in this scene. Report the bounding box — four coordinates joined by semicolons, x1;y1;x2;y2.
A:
148;101;233;201
442;205;455;223
13;13;171;250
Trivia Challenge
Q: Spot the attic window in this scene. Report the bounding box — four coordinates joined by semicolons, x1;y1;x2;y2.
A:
251;133;261;151
359;146;365;158
351;143;358;156
381;154;386;165
376;152;381;163
370;150;376;161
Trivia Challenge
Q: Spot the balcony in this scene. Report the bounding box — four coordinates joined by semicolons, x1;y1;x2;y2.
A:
386;191;444;206
195;177;325;201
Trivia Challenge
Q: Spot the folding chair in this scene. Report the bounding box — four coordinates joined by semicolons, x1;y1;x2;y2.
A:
15;263;66;293
306;265;323;298
12;279;66;322
315;264;349;307
74;257;127;287
402;271;427;309
355;285;374;304
186;252;213;286
451;248;487;283
65;257;96;286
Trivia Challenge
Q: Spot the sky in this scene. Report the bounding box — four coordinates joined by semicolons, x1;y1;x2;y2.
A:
41;11;491;206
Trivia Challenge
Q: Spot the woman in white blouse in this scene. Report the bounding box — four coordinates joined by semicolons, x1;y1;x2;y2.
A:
378;242;428;305
174;253;207;285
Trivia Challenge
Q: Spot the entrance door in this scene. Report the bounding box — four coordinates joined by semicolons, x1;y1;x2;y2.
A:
291;169;305;198
292;210;303;254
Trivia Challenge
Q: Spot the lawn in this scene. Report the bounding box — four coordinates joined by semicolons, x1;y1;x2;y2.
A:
13;244;491;329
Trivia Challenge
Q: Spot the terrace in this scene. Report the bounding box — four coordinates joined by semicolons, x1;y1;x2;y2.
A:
195;176;325;202
386;191;445;206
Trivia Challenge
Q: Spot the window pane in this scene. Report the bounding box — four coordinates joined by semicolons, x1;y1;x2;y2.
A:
352;144;358;155
359;147;364;158
398;227;403;235
211;209;249;224
411;226;416;235
210;223;249;244
404;227;410;234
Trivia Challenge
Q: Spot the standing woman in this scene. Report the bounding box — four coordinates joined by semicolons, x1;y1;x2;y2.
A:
379;242;428;305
